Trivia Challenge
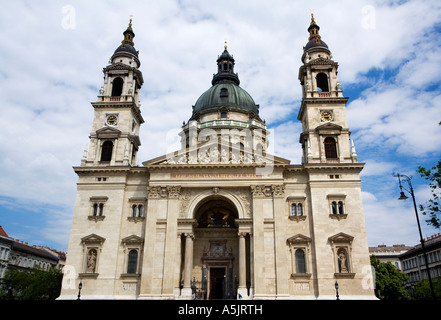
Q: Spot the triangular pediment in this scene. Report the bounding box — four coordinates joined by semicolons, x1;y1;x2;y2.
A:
96;126;122;138
81;234;106;245
121;234;144;245
328;232;354;243
315;122;343;134
287;234;312;245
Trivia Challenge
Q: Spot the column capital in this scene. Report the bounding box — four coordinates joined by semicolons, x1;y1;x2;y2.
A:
184;233;195;240
271;184;285;197
167;185;181;198
147;186;168;198
250;185;272;198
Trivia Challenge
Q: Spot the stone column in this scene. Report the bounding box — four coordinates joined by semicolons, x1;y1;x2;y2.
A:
238;232;246;288
182;233;194;298
162;186;180;297
174;233;182;296
250;185;266;298
272;184;289;298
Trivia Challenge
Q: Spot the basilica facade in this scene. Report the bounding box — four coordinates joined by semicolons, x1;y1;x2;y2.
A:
59;16;376;300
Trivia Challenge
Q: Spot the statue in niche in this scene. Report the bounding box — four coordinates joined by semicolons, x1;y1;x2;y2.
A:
337;248;349;273
87;249;97;273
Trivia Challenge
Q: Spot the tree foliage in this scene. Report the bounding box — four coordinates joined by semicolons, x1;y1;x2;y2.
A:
370;255;408;300
418;159;441;228
1;267;62;300
413;277;441;300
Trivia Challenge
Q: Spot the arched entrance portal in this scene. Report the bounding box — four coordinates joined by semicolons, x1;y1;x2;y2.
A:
194;198;238;300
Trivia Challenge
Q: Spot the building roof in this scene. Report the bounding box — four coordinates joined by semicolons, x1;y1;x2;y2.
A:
193;82;259;116
12;240;59;262
0;225;9;237
192;45;259;117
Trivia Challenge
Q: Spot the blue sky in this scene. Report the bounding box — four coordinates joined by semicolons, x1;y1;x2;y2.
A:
0;0;440;252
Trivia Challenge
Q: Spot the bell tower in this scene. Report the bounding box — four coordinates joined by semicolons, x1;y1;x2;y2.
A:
297;14;357;164
82;19;144;167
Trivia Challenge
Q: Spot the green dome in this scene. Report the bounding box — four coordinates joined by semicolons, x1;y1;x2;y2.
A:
193;82;259;115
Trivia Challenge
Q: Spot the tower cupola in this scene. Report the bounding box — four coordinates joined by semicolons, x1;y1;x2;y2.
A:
112;19;140;67
212;41;240;86
304;13;329;53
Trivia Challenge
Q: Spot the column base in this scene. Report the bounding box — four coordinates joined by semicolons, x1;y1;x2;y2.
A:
237;287;250;300
179;287;193;300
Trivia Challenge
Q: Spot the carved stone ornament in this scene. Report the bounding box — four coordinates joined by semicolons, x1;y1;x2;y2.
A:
250;185;273;198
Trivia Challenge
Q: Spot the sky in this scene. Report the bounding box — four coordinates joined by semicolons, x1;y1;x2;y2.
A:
0;0;440;252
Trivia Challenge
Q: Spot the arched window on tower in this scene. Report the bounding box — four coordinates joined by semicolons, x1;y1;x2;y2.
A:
324;137;337;159
127;249;138;274
111;77;124;96
295;249;307;274
101;141;113;162
316;73;329;92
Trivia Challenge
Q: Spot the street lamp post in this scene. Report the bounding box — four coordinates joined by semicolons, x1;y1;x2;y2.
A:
394;173;435;300
77;281;82;300
335;281;340;300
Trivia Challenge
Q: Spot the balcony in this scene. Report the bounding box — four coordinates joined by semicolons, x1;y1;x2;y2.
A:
97;95;136;103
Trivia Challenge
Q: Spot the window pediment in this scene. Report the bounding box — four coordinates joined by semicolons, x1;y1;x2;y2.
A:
81;234;106;245
328;232;353;244
287;234;312;245
315;122;342;134
96;126;121;139
121;235;144;245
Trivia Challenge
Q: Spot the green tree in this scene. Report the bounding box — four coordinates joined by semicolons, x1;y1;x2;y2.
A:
1;267;62;300
370;255;408;300
417;159;441;228
413;277;441;300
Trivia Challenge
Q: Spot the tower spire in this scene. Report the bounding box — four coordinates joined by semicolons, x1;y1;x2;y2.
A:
211;42;240;85
121;18;135;48
308;12;321;43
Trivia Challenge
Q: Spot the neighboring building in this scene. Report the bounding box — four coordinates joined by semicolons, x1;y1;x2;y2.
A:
59;15;375;300
369;244;412;270
8;240;59;272
0;225;65;294
0;226;14;285
400;233;441;286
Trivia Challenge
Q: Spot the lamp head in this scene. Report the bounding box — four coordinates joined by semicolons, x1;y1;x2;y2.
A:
398;191;408;200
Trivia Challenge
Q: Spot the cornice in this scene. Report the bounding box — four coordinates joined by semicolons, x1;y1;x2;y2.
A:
303;162;365;171
91;101;144;124
73;165;148;175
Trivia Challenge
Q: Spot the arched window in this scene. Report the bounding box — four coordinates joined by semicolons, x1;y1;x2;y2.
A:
324;137;337;159
101;141;113;162
132;205;137;217
297;204;303;216
93;203;98;216
316;73;329;92
291;204;297;216
295;249;306;274
127;249;138;274
332;201;337;215
138;205;143;217
98;203;104;216
111;77;124;96
338;201;344;215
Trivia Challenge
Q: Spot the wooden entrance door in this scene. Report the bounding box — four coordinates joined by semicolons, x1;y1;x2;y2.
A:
209;267;226;299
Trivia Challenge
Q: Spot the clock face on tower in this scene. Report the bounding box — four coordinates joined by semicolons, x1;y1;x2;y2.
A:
106;114;118;126
320;111;333;122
